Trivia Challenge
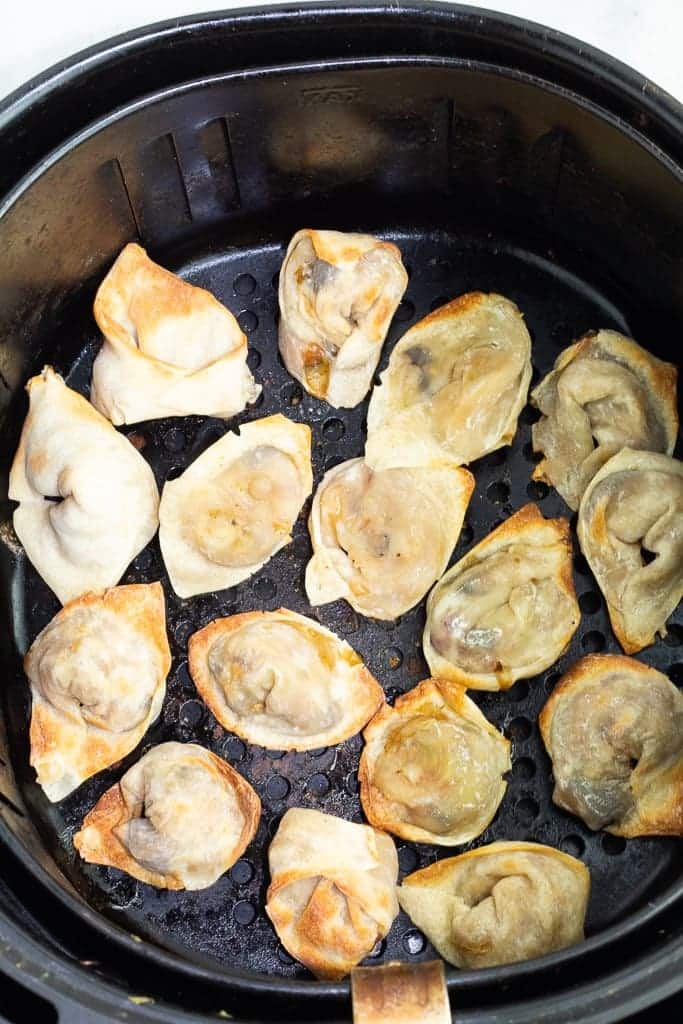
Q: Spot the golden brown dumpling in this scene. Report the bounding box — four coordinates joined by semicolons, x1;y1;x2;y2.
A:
365;292;532;470
188;609;383;750
424;504;579;691
577;448;683;653
91;243;260;424
74;742;260;889
159;414;312;598
306;457;474;620
539;654;683;836
278;229;408;407
398;842;590;968
359;678;510;845
25;583;170;801
9;366;159;604
266;808;398;980
532;331;677;509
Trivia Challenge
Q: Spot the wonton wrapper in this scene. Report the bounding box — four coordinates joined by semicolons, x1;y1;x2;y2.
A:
424;504;579;691
159;414;312;598
577;448;683;653
398;841;589;969
540;654;683;837
365;292;532;470
359;678;510;845
305;457;474;620
25;583;170;802
278;229;407;407
91;243;260;424
532;330;677;509
189;609;383;750
74;742;260;889
266;807;398;980
9;366;159;604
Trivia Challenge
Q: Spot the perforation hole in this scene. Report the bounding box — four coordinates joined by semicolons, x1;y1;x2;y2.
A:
308;773;330;797
266;776;290;801
223;737;246;762
253;577;276;601
323;417;345;441
281;382;302;406
602;834;626;856
519;405;541;425
384;647;404;670
516;797;540;825
230;859;254;885
526;480;549;501
506;717;532;741
126;431;147;451
512;757;536;780
233;900;256;926
582;630;606;653
238;310;258;333
179;700;204;729
579;592;601;614
166;465;184;481
560;835;586;858
133;548;154;572
394;299;415;323
345;771;360;795
247;347;261;371
402;929;426;955
544;672;561;694
234;273;257;296
486;481;510;504
398;846;419;874
163;427;187;453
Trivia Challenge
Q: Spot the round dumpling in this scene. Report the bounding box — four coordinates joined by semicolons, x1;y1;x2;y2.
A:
188;609;384;750
91;243;261;424
305;457;473;620
424;504;580;690
278;229;407;407
531;330;677;509
24;583;170;801
359;678;510;844
577;448;683;653
159;414;312;598
398;841;590;969
365;292;532;470
540;654;683;836
74;742;261;890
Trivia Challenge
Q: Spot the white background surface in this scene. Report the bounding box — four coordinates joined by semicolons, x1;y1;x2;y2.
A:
2;0;682;104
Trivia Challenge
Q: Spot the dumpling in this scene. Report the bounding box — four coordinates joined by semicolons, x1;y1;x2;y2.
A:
91;243;260;424
359;678;510;844
159;414;312;598
9;366;159;604
73;742;260;889
577;448;683;653
424;504;580;691
398;841;589;969
278;229;408;407
265;807;398;980
365;292;532;470
25;583;170;801
188;609;383;750
305;457;474;620
531;330;677;509
539;654;683;836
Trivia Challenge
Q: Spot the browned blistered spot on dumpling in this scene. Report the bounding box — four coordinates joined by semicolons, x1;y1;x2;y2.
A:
91;243;260;424
306;457;473;620
359;678;510;845
577;448;683;653
398;841;589;969
74;742;260;890
188;608;383;751
540;654;683;837
9;366;159;605
266;808;398;980
25;583;170;801
531;330;677;509
278;229;407;408
365;291;532;471
424;504;579;691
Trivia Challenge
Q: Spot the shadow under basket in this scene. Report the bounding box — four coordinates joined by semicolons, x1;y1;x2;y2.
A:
0;3;682;1022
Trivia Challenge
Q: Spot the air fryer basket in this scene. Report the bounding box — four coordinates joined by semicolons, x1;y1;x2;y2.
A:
0;4;681;1023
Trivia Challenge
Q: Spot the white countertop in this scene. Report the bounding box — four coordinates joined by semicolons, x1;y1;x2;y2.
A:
2;0;682;105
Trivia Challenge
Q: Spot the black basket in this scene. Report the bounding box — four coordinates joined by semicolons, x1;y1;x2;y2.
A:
0;4;681;1022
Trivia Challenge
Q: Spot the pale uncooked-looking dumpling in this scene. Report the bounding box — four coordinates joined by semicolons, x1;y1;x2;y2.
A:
577;448;683;653
91;243;261;423
189;609;383;750
9;366;159;604
278;229;408;407
305;457;474;620
159;414;312;598
398;841;590;969
25;583;170;801
531;330;677;509
266;807;398;980
424;504;579;691
359;678;510;845
365;292;532;470
74;742;260;890
540;654;683;836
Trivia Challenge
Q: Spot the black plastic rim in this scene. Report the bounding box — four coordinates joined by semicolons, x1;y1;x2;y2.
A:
0;3;682;1021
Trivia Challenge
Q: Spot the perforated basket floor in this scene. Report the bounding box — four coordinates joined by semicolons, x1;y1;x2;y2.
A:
5;228;682;978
